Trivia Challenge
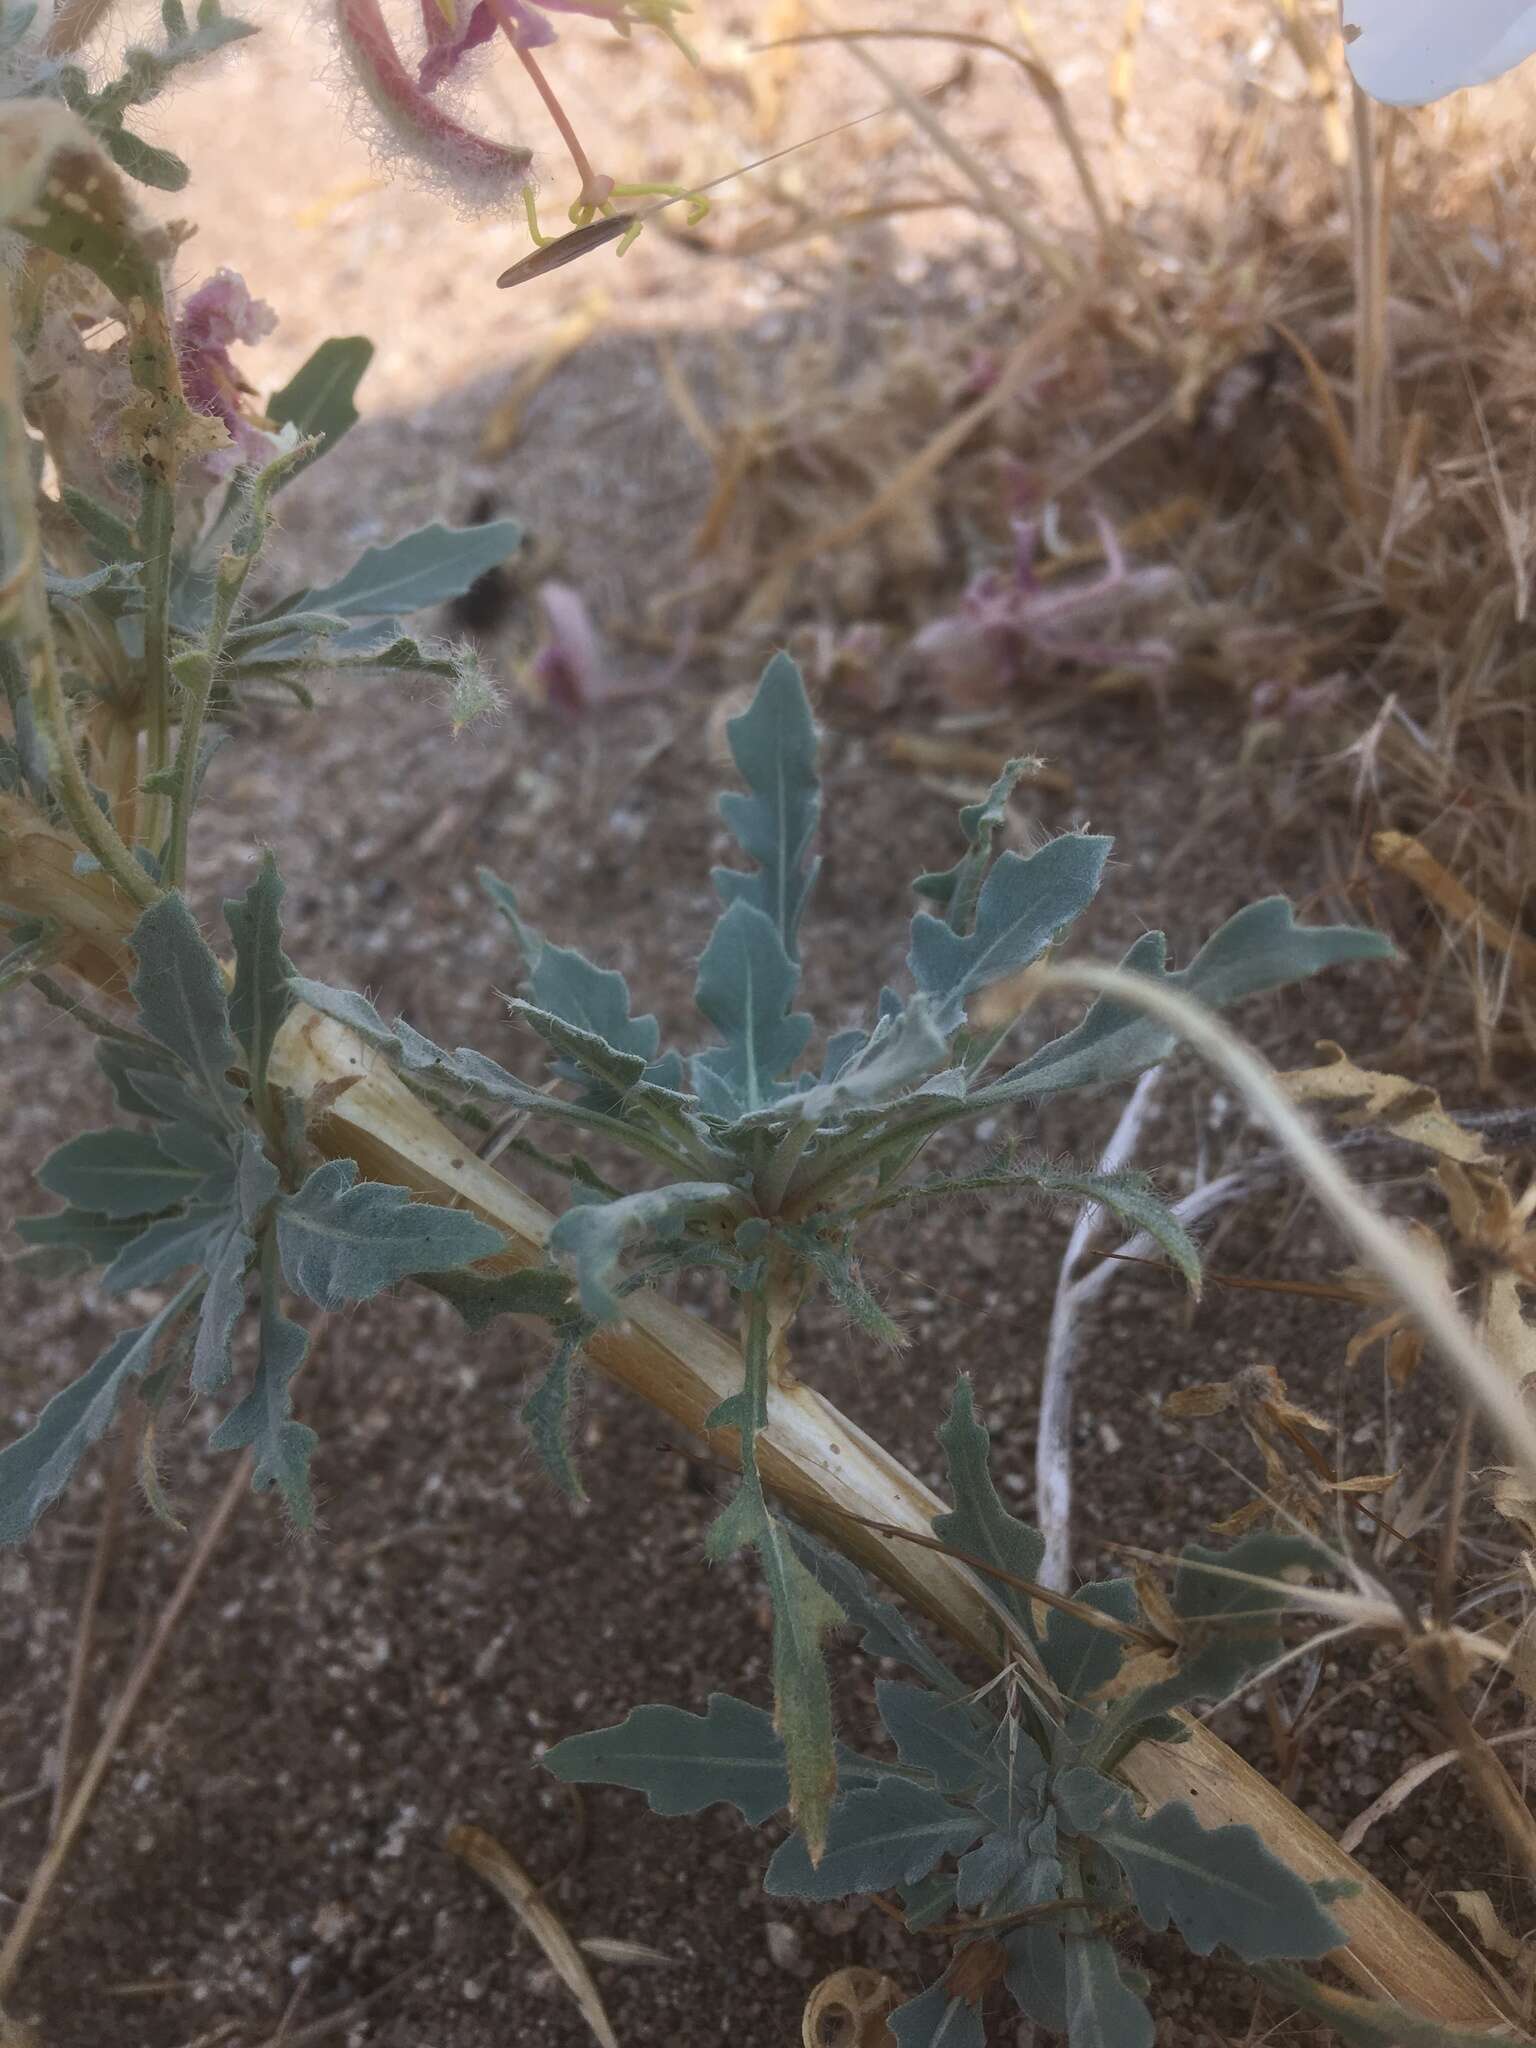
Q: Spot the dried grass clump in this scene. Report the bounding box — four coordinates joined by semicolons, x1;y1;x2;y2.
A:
623;5;1536;1067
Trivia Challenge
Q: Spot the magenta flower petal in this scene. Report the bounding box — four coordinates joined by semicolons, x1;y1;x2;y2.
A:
176;268;281;477
418;1;500;90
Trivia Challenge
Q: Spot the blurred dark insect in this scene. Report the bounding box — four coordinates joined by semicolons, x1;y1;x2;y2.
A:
447;491;524;634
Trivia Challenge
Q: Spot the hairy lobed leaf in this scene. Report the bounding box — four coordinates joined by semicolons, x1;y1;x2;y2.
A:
776;1223;905;1349
267;336;373;481
209;1239;315;1525
933;1376;1044;1645
543;1693;794;1824
913;756;1035;928
1065;1784;1342;1961
224;853;293;1101
908;835;1111;1026
285;520;524;623
522;1323;587;1500
1038;1577;1139;1718
548;1182;735;1323
994;900;1394;1102
128;893;246;1126
876;1680;1013;1797
1062;1930;1154;2048
788;1530;964;1699
692;899;812;1117
36;1126;200;1219
888;1983;986;2048
0;1278;199;1544
276;1159;504;1311
868;1161;1201;1294
712;652;822;962
764;1775;982;1901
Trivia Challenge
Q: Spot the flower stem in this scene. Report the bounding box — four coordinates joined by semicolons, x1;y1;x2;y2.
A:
138;475;176;849
487;4;611;209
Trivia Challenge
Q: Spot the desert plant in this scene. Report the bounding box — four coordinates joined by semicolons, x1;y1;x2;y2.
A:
260;648;1387;1849
0;7;1522;2044
545;1381;1354;2048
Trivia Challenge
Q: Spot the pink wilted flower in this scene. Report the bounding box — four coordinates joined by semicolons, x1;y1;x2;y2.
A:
913;507;1178;707
419;1;645;84
530;580;603;716
175;268;281;477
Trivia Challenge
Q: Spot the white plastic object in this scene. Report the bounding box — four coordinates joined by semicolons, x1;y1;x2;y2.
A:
1342;0;1536;104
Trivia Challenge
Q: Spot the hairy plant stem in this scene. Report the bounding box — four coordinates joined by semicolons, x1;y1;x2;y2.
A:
137;478;176;851
28;973;162;1053
46;0;119;52
0;282;156;910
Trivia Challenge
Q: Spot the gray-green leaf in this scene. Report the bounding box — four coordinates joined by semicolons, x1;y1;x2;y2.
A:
224;853;293;1098
35;1127;195;1220
1039;1578;1139;1713
933;1376;1044;1644
713;653;821;962
291;519;523;621
543;1693;791;1823
876;1680;1013;1796
129;893;246;1126
908;835;1111;1024
522;1326;585;1499
1072;1789;1342;1960
788;1530;963;1698
267;336;372;479
693;900;812;1116
209;1244;316;1525
1063;1932;1154;2048
888;1984;985;2048
996;900;1393;1101
0;1279;198;1544
548;1182;735;1322
764;1775;981;1901
277;1159;504;1309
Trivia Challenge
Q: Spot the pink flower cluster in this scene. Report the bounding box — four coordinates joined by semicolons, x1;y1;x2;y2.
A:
175;268;280;478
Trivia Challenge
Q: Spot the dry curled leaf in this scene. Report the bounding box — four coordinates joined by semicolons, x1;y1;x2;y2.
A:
1166;1364;1397;1536
1447;1887;1536;2017
1279;1039;1492;1164
802;1968;902;2048
445;1824;618;2048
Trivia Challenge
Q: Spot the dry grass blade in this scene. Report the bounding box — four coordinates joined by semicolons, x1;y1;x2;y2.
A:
794;7;1074;283
1339;1730;1536;1858
1374;831;1536;985
578;1939;677;1968
1036;964;1536;1495
0;1452;255;2001
769;23;1115;253
445;1825;618;2048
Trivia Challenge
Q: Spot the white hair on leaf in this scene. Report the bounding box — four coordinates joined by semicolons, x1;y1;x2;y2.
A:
1343;0;1536;105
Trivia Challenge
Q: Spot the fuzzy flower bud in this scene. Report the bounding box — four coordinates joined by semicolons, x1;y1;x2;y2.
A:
333;0;533;208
